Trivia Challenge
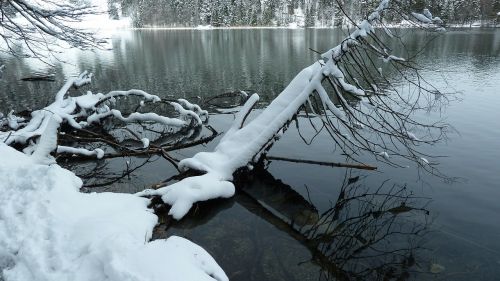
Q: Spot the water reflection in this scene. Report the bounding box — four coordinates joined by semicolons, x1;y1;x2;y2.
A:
2;29;498;114
154;163;431;281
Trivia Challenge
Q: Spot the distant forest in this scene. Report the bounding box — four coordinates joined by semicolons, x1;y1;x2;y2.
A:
107;0;500;27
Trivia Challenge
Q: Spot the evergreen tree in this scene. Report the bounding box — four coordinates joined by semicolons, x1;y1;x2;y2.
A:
118;0;500;28
304;5;315;27
199;0;211;25
333;0;345;27
494;0;500;13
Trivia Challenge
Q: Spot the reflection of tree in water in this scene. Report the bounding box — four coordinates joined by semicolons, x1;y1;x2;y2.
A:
149;161;431;281
62;156;157;192
233;164;431;280
2;29;499;114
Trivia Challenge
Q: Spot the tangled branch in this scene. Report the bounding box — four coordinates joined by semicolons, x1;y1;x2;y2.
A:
0;71;209;164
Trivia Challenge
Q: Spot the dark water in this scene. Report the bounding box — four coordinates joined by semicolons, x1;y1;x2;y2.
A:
1;28;499;280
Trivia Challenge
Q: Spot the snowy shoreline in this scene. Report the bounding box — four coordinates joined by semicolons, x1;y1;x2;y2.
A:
0;144;228;281
105;23;500;31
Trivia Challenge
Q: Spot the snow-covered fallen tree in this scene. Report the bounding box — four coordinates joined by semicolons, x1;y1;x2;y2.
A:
138;0;451;219
0;71;208;164
0;144;227;281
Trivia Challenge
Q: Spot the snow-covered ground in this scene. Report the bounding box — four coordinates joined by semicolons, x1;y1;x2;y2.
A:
0;144;227;281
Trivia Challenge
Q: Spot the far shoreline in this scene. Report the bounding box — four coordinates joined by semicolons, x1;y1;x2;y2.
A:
116;25;500;31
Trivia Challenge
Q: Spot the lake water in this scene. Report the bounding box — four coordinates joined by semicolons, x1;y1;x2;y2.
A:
1;28;499;280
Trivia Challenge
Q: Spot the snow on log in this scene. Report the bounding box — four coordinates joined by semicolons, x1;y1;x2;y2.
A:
56;146;105;159
177;98;208;118
86;110;189;127
138;173;236;220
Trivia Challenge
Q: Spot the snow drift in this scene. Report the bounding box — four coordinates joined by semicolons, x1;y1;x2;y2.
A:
0;144;227;281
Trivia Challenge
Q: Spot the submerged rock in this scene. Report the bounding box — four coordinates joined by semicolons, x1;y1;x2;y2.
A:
430;263;445;274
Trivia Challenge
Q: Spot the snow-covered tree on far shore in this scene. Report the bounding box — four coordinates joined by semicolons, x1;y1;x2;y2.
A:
119;0;498;27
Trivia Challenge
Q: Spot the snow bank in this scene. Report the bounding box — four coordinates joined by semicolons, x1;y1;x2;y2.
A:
196;25;213;30
0;144;227;281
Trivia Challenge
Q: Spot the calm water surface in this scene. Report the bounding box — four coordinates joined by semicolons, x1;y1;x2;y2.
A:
1;28;499;280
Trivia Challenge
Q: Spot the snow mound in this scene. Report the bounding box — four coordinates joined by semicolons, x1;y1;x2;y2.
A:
196;25;213;30
0;144;227;281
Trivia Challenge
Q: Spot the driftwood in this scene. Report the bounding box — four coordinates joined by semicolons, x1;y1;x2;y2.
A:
20;74;56;82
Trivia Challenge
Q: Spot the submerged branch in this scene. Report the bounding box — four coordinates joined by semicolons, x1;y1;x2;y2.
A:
266;155;377;170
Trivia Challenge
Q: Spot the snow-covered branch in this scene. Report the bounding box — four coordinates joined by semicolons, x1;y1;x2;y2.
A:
0;71;207;163
0;0;102;59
